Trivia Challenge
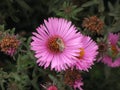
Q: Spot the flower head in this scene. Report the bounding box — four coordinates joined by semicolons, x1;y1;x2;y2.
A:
74;34;98;71
47;85;58;90
31;17;82;71
0;35;20;56
98;41;108;53
108;33;119;45
55;2;81;20
102;55;120;67
82;16;104;33
74;80;83;90
41;83;58;90
96;40;108;62
102;33;120;67
64;69;83;90
7;82;19;90
64;69;81;86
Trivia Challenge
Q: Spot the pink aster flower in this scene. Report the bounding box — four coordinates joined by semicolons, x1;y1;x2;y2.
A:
102;55;120;67
31;17;82;71
108;33;119;45
102;33;120;67
74;34;98;71
74;79;83;90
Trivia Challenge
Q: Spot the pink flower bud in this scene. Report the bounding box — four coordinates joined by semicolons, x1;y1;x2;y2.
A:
47;85;58;90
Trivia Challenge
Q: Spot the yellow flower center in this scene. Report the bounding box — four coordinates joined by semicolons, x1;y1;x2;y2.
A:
47;36;65;53
78;48;85;59
111;45;119;57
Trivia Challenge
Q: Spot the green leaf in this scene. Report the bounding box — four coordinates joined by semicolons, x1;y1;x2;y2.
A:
16;0;32;12
48;74;65;90
81;0;98;7
10;15;20;23
108;2;114;11
10;73;21;81
109;20;120;32
98;0;104;12
0;25;4;31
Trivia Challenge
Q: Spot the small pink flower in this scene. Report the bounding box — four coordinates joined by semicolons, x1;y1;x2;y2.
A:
31;17;82;71
102;55;120;67
102;33;120;67
74;34;98;71
41;84;58;90
74;79;83;90
108;33;119;45
47;85;58;90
